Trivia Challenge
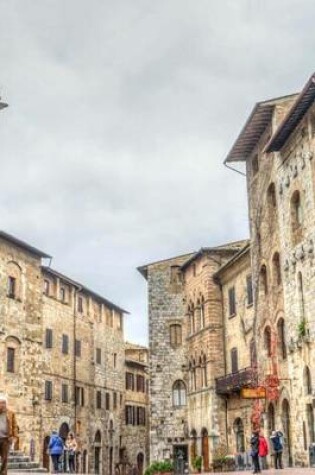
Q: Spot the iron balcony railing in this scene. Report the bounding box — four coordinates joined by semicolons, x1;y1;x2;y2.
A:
215;366;258;395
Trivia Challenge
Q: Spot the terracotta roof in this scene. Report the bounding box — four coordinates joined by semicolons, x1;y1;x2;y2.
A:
224;93;298;163
0;230;51;259
42;266;129;314
265;72;315;152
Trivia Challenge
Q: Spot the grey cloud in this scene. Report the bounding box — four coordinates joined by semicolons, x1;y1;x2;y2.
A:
0;0;314;343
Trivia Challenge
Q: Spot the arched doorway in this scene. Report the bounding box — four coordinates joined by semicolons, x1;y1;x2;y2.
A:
282;399;292;467
190;429;197;465
82;449;88;474
233;418;245;452
137;452;144;475
94;430;102;474
201;428;209;471
59;422;70;441
43;436;50;471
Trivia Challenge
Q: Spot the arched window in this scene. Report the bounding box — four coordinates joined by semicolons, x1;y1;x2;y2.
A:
291;190;303;244
277;318;287;359
170;324;182;348
264;326;272;357
250;339;257;368
297;272;305;318
202;354;207;387
304;366;312;395
260;265;268;295
272;252;282;286
233;418;245;452
189;304;195;335
200;296;205;329
6;336;21;373
7;261;22;300
267;403;275;435
267;182;277;209
172;380;187;407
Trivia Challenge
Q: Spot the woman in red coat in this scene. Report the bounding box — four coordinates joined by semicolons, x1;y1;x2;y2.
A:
259;433;269;470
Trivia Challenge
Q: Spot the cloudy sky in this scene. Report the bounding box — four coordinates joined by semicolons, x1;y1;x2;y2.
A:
0;1;314;344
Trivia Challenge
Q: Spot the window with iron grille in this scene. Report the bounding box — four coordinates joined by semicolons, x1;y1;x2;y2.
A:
96;390;102;409
7;348;15;373
170;324;182;348
62;384;69;403
45;329;53;349
62;334;69;355
96;348;101;364
45;381;52;401
75;339;81;357
228;287;236;316
126;372;134;390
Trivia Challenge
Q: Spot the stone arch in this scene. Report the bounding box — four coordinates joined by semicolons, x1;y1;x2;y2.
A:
137;452;144;475
94;430;102;475
201;428;209;470
260;264;268;295
233;418;245;452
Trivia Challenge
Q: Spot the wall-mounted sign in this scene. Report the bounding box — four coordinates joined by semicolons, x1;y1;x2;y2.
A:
241;387;266;399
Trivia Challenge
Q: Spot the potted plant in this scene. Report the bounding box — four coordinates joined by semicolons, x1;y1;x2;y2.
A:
192;455;202;473
144;460;173;475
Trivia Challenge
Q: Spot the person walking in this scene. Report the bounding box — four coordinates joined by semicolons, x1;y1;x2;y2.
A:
270;430;284;469
258;432;269;469
0;394;18;475
66;433;77;473
48;430;64;473
250;429;261;474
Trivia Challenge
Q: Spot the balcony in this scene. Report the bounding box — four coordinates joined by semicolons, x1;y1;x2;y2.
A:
215;367;257;395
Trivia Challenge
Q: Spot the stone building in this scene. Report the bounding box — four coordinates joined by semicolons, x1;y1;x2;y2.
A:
138;254;194;468
123;342;149;475
213;243;255;460
181;243;246;470
0;229;151;474
224;71;315;466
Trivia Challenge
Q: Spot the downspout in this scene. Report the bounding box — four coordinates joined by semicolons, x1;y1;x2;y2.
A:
73;285;82;434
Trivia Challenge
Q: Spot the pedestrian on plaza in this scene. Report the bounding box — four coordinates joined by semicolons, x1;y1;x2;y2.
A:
270;430;284;469
250;428;261;474
258;432;269;469
66;432;77;473
0;394;18;475
48;430;64;473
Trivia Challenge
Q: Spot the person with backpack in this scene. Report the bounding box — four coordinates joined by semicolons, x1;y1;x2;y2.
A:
48;430;64;473
250;429;261;474
270;430;283;469
258;432;269;469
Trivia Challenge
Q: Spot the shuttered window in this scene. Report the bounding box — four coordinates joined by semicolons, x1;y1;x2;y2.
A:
96;348;102;364
45;329;53;349
62;384;69;403
126;372;134;390
106;393;110;410
136;375;145;392
45;381;52;401
75;339;81;357
228;287;236;316
96;391;102;409
62;335;69;354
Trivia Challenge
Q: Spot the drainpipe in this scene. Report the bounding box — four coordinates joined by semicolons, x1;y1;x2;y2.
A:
73;285;82;434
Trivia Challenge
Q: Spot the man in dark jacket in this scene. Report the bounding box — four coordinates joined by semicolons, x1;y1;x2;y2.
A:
270;430;283;469
250;429;261;474
0;394;18;475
